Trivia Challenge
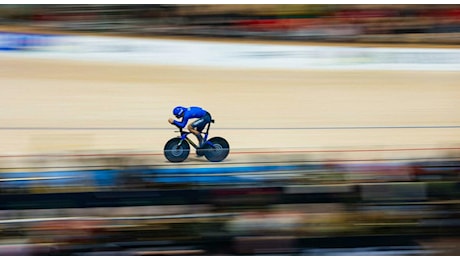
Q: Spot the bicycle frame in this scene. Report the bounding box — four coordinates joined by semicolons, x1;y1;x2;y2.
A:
176;119;214;149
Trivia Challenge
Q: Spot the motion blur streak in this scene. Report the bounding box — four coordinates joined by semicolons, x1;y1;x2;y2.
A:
1;4;460;256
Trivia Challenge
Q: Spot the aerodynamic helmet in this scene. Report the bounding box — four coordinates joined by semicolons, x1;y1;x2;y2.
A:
173;106;186;118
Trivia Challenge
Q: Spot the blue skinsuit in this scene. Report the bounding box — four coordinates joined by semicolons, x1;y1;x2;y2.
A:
173;106;208;129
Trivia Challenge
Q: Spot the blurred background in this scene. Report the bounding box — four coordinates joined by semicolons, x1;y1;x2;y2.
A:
0;4;460;44
0;4;460;256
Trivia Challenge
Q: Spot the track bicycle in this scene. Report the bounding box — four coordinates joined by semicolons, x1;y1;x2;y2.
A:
163;119;230;162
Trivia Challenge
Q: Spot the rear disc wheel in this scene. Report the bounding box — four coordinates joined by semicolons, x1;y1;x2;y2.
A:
203;137;229;162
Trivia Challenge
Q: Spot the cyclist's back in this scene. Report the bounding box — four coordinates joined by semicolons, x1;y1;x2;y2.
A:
183;106;208;121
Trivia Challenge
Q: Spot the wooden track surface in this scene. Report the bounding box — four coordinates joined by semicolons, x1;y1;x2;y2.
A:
1;53;459;163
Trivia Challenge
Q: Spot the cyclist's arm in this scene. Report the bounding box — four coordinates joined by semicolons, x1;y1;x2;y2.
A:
173;117;189;128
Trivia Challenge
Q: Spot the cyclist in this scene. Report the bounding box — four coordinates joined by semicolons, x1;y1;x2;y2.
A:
168;106;212;147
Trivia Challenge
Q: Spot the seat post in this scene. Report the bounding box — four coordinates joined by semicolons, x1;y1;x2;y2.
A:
204;119;214;135
205;122;211;134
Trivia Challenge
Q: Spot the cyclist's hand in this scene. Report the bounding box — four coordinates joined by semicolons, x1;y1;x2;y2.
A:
168;118;174;124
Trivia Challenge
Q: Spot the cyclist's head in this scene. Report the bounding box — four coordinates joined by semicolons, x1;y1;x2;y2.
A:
173;106;186;118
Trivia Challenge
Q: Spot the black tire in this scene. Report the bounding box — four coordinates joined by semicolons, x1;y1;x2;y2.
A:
164;137;190;162
203;137;230;162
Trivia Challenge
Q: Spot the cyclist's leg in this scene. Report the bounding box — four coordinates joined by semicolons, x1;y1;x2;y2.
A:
188;119;204;134
189;118;206;145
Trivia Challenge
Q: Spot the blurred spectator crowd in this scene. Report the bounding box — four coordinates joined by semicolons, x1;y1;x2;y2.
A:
0;152;459;255
0;4;460;44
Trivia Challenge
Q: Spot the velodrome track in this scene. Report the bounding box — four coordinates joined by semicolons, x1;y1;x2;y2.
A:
1;42;460;168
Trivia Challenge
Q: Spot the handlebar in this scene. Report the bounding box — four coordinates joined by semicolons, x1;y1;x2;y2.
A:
173;125;186;132
172;125;190;134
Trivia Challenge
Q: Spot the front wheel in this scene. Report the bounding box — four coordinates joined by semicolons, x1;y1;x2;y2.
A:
203;137;230;162
164;137;190;162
